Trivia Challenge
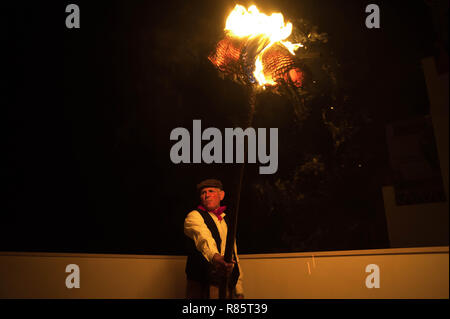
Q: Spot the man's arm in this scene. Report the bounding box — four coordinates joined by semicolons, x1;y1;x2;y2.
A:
184;211;236;274
184;210;220;263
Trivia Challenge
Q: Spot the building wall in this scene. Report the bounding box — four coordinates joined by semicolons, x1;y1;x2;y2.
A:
383;186;448;247
1;246;447;299
382;56;448;248
422;57;449;199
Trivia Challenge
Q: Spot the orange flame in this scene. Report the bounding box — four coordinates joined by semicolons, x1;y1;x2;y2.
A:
224;5;303;87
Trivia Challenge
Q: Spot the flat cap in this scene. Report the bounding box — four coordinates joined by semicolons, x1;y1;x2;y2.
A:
197;179;224;191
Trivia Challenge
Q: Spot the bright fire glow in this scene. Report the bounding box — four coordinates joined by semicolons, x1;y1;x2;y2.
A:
225;4;303;87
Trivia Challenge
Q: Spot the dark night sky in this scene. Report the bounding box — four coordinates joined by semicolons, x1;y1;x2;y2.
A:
3;0;445;254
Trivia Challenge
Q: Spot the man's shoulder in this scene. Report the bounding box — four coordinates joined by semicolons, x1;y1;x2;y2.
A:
185;210;203;220
185;209;216;223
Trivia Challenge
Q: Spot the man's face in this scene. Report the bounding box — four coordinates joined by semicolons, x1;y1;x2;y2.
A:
200;187;225;211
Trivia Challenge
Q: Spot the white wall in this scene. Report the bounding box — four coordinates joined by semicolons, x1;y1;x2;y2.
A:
0;246;447;299
240;247;448;299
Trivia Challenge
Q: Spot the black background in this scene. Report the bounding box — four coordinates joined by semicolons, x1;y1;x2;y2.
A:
3;0;446;254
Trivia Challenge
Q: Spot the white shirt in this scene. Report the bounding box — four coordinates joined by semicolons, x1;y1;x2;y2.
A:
184;210;244;295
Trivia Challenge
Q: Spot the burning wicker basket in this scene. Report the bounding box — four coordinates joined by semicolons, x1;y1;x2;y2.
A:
209;35;305;88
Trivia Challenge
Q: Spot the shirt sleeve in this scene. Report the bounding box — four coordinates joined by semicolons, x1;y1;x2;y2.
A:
184;210;219;263
234;241;245;295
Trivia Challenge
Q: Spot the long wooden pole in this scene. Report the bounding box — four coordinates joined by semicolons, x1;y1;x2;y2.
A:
220;87;257;299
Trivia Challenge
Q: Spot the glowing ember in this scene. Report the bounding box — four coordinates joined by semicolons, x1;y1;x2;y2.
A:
222;4;303;88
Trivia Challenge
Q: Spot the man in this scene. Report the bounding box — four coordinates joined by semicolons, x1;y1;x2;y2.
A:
184;179;244;299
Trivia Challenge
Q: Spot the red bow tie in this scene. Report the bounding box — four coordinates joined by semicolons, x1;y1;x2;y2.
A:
198;205;226;221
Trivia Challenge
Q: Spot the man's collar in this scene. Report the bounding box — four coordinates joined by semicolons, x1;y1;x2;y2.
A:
197;205;226;221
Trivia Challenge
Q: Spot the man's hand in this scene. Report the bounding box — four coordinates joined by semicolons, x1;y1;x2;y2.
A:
212;253;235;276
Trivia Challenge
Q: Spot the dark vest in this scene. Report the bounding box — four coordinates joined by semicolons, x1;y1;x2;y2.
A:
185;209;240;288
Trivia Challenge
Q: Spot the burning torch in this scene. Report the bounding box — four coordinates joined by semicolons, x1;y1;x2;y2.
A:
208;4;308;299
